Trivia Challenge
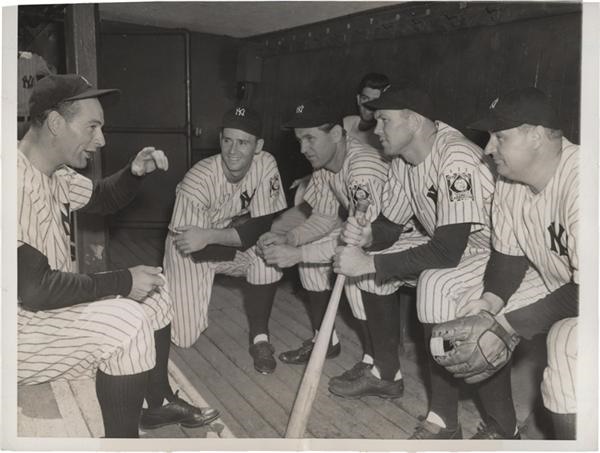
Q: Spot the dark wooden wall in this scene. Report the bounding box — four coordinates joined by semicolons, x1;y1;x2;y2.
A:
249;3;582;188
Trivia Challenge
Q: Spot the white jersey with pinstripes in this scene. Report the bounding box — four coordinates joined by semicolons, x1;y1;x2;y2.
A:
169;150;286;231
302;136;389;224
382;121;495;252
18;150;92;272
17;151;167;382
492;138;579;291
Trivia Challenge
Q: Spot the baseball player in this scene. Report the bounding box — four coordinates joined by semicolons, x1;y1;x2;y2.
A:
163;105;286;374
17;51;53;139
432;87;579;439
283;72;390;203
333;87;513;438
17;74;218;438
257;97;396;383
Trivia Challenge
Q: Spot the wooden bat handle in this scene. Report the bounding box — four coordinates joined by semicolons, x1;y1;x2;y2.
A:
285;198;371;438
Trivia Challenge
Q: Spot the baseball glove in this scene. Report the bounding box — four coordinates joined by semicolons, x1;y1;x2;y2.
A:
429;310;520;384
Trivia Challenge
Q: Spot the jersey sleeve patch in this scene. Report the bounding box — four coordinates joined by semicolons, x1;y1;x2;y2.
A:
269;175;281;198
445;172;474;202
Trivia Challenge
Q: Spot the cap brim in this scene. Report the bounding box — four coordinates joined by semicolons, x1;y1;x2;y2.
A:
362;97;393;110
64;88;121;103
281;118;330;129
467;114;519;132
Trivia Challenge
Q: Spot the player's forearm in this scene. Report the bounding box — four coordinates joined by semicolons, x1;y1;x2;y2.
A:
300;237;337;263
234;212;280;251
374;223;470;280
80;163;143;215
368;213;407;251
18;243;132;311
286;211;340;246
500;282;579;339
206;228;242;247
482;249;529;303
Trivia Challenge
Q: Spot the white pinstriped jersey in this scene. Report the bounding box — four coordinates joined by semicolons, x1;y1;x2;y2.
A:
382;121;495;252
302;136;389;223
492;138;579;290
169;151;286;231
18;52;51;117
18;151;92;272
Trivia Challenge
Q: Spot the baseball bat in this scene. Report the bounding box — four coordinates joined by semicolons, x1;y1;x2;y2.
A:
285;199;371;438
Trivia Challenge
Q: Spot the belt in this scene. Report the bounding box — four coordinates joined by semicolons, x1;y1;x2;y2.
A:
18;116;30;122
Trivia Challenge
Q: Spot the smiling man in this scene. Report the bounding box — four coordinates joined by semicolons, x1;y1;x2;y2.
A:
17;74;218;437
332;87;517;439
163;105;286;374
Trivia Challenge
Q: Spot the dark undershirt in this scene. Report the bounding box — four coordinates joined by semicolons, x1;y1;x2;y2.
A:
191;211;280;262
374;222;472;280
504;282;578;339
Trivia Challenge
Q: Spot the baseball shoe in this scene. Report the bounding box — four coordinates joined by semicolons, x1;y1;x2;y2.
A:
329;361;372;386
140;391;220;429
471;421;521;439
328;372;404;399
409;418;462;439
249;341;276;374
279;339;341;364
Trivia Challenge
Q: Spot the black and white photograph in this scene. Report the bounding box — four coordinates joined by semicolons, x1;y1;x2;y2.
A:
1;0;598;450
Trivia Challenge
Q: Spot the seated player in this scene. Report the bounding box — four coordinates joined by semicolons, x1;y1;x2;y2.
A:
18;74;218;438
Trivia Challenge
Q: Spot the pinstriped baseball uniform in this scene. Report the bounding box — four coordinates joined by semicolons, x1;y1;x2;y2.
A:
490;139;578;413
357;121;496;324
17;151;172;384
164;151;286;347
298;136;390;320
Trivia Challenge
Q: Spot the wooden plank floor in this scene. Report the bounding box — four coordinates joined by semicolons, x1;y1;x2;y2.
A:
18;228;549;439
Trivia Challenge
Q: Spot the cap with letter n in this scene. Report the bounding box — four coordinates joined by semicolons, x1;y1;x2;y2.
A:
468;87;560;132
29;73;120;120
362;86;434;119
282;97;342;129
222;104;262;137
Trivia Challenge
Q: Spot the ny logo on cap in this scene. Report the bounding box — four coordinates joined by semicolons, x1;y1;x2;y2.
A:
296;104;304;114
490;98;499;109
235;107;246;117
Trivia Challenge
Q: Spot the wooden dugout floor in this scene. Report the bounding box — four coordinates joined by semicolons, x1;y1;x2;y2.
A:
17;229;549;439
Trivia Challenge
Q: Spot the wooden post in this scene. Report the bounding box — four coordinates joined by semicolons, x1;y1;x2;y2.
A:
64;4;107;272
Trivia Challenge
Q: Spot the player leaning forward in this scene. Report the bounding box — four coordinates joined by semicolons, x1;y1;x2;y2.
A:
17;74;218;438
163;105;286;374
333;87;519;439
258;98;390;376
432;87;579;440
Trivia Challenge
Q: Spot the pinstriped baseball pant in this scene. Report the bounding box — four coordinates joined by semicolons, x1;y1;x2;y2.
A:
18;286;172;385
542;317;577;414
164;233;282;348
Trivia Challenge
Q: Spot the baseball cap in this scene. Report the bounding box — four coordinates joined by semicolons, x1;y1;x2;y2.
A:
363;87;434;119
282;97;342;129
468;87;560;132
222;104;262;137
29;74;120;119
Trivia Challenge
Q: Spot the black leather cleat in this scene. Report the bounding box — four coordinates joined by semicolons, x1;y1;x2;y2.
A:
249;341;276;374
471;421;521;439
329;361;372;386
329;372;404;399
279;339;341;364
409;419;463;439
140;391;220;429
